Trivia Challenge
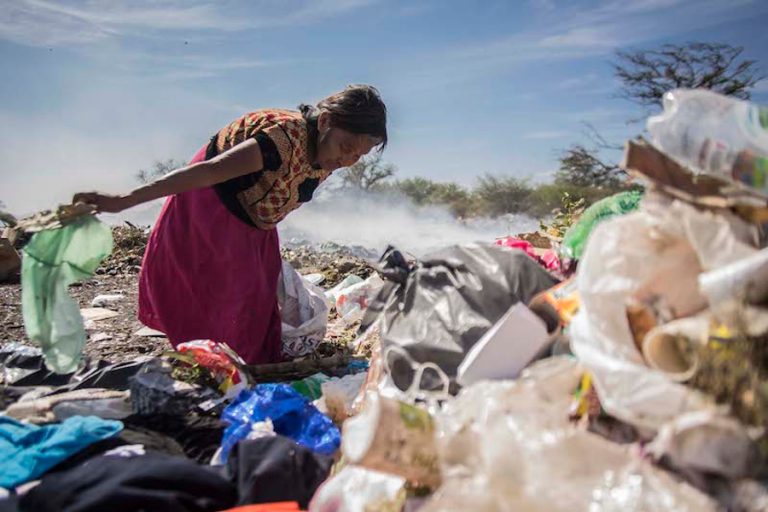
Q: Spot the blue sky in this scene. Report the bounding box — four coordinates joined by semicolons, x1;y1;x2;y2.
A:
1;0;768;214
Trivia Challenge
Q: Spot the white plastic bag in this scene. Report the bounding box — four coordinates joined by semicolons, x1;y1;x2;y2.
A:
570;194;759;431
336;274;385;318
278;261;331;358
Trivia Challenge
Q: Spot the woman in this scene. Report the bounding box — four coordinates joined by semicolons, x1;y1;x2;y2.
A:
74;84;387;364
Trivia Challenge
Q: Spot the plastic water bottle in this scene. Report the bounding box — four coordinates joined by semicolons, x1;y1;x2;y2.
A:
646;88;768;193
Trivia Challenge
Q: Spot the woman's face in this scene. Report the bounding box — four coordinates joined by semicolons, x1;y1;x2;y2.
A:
315;112;380;171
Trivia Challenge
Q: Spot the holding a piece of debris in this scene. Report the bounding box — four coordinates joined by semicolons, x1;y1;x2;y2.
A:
72;85;388;364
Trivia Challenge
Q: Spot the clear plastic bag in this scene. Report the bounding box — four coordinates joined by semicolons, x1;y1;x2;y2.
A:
426;357;716;512
647;88;768;192
570;193;759;430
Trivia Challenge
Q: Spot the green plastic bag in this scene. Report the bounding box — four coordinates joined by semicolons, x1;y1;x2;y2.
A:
21;217;113;374
290;373;331;400
560;190;643;261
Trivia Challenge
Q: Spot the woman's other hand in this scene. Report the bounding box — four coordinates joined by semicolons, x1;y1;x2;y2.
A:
72;192;132;213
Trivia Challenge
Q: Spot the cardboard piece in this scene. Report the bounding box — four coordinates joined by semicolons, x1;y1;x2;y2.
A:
458;303;550;386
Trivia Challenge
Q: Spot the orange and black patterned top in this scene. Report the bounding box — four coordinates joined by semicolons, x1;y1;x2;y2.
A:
207;109;331;230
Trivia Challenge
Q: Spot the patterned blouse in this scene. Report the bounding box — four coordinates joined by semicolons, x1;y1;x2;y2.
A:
208;109;331;230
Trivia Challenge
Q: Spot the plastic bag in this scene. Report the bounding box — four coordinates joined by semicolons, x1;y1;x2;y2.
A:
495;236;561;271
335;274;385;318
426;357;716;512
324;274;364;304
560;190;643;261
320;371;367;423
21;216;113;374
647;410;759;479
220;384;340;462
308;466;406;512
647;88;768;192
278;262;330;358
570;193;759;430
172;340;247;395
361;244;558;391
290;373;331;400
130;359;218;416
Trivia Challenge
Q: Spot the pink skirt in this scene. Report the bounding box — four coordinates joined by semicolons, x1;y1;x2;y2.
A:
138;144;282;364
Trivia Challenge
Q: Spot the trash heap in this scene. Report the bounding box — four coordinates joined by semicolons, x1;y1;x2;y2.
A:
1;88;768;511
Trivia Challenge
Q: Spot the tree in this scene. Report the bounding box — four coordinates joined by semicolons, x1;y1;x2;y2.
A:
136;159;186;184
396;177;440;205
555;145;626;190
613;42;764;110
474;174;532;216
338;153;396;191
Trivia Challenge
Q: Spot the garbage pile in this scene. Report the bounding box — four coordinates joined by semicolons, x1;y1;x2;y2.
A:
2;88;768;511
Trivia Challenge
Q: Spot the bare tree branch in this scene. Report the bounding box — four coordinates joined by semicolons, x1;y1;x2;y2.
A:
612;42;764;111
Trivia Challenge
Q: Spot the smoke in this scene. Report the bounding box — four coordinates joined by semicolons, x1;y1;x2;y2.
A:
101;187;538;258
279;187;538;257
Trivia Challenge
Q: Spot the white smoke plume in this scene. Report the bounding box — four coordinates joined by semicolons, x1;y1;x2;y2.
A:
102;188;538;258
279;187;538;257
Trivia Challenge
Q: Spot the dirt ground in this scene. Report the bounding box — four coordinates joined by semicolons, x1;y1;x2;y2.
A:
1;272;171;362
0;225;376;365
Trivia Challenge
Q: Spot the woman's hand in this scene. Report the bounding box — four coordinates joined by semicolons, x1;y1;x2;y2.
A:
72;192;132;213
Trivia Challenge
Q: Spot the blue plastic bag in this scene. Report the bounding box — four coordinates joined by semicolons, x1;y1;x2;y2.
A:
220;384;340;462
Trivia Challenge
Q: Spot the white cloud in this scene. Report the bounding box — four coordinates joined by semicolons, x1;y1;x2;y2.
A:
389;0;766;93
0;0;378;47
538;27;618;50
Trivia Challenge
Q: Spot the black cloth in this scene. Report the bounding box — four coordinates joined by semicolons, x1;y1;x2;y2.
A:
226;436;333;509
361;244;560;391
122;413;225;464
45;427;187;476
19;454;236;512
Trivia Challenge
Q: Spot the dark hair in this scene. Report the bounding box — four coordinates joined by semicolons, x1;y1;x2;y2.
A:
299;84;388;151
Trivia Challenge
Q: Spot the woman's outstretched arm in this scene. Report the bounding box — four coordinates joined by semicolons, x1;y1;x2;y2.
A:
73;138;264;213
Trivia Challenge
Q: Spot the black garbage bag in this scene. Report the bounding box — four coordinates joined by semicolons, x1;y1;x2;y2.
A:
226;436;333;508
360;244;559;391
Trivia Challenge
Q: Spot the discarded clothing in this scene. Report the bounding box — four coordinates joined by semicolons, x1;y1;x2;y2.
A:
18;453;236;512
226;436;333;508
361;244;558;391
219;504;300;512
5;389;129;424
122;413;225;464
0;416;123;488
21;216;113;374
221;384;340;462
139;143;282;365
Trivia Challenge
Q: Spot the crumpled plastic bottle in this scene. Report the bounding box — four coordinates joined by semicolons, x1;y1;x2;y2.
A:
21;216;113;374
